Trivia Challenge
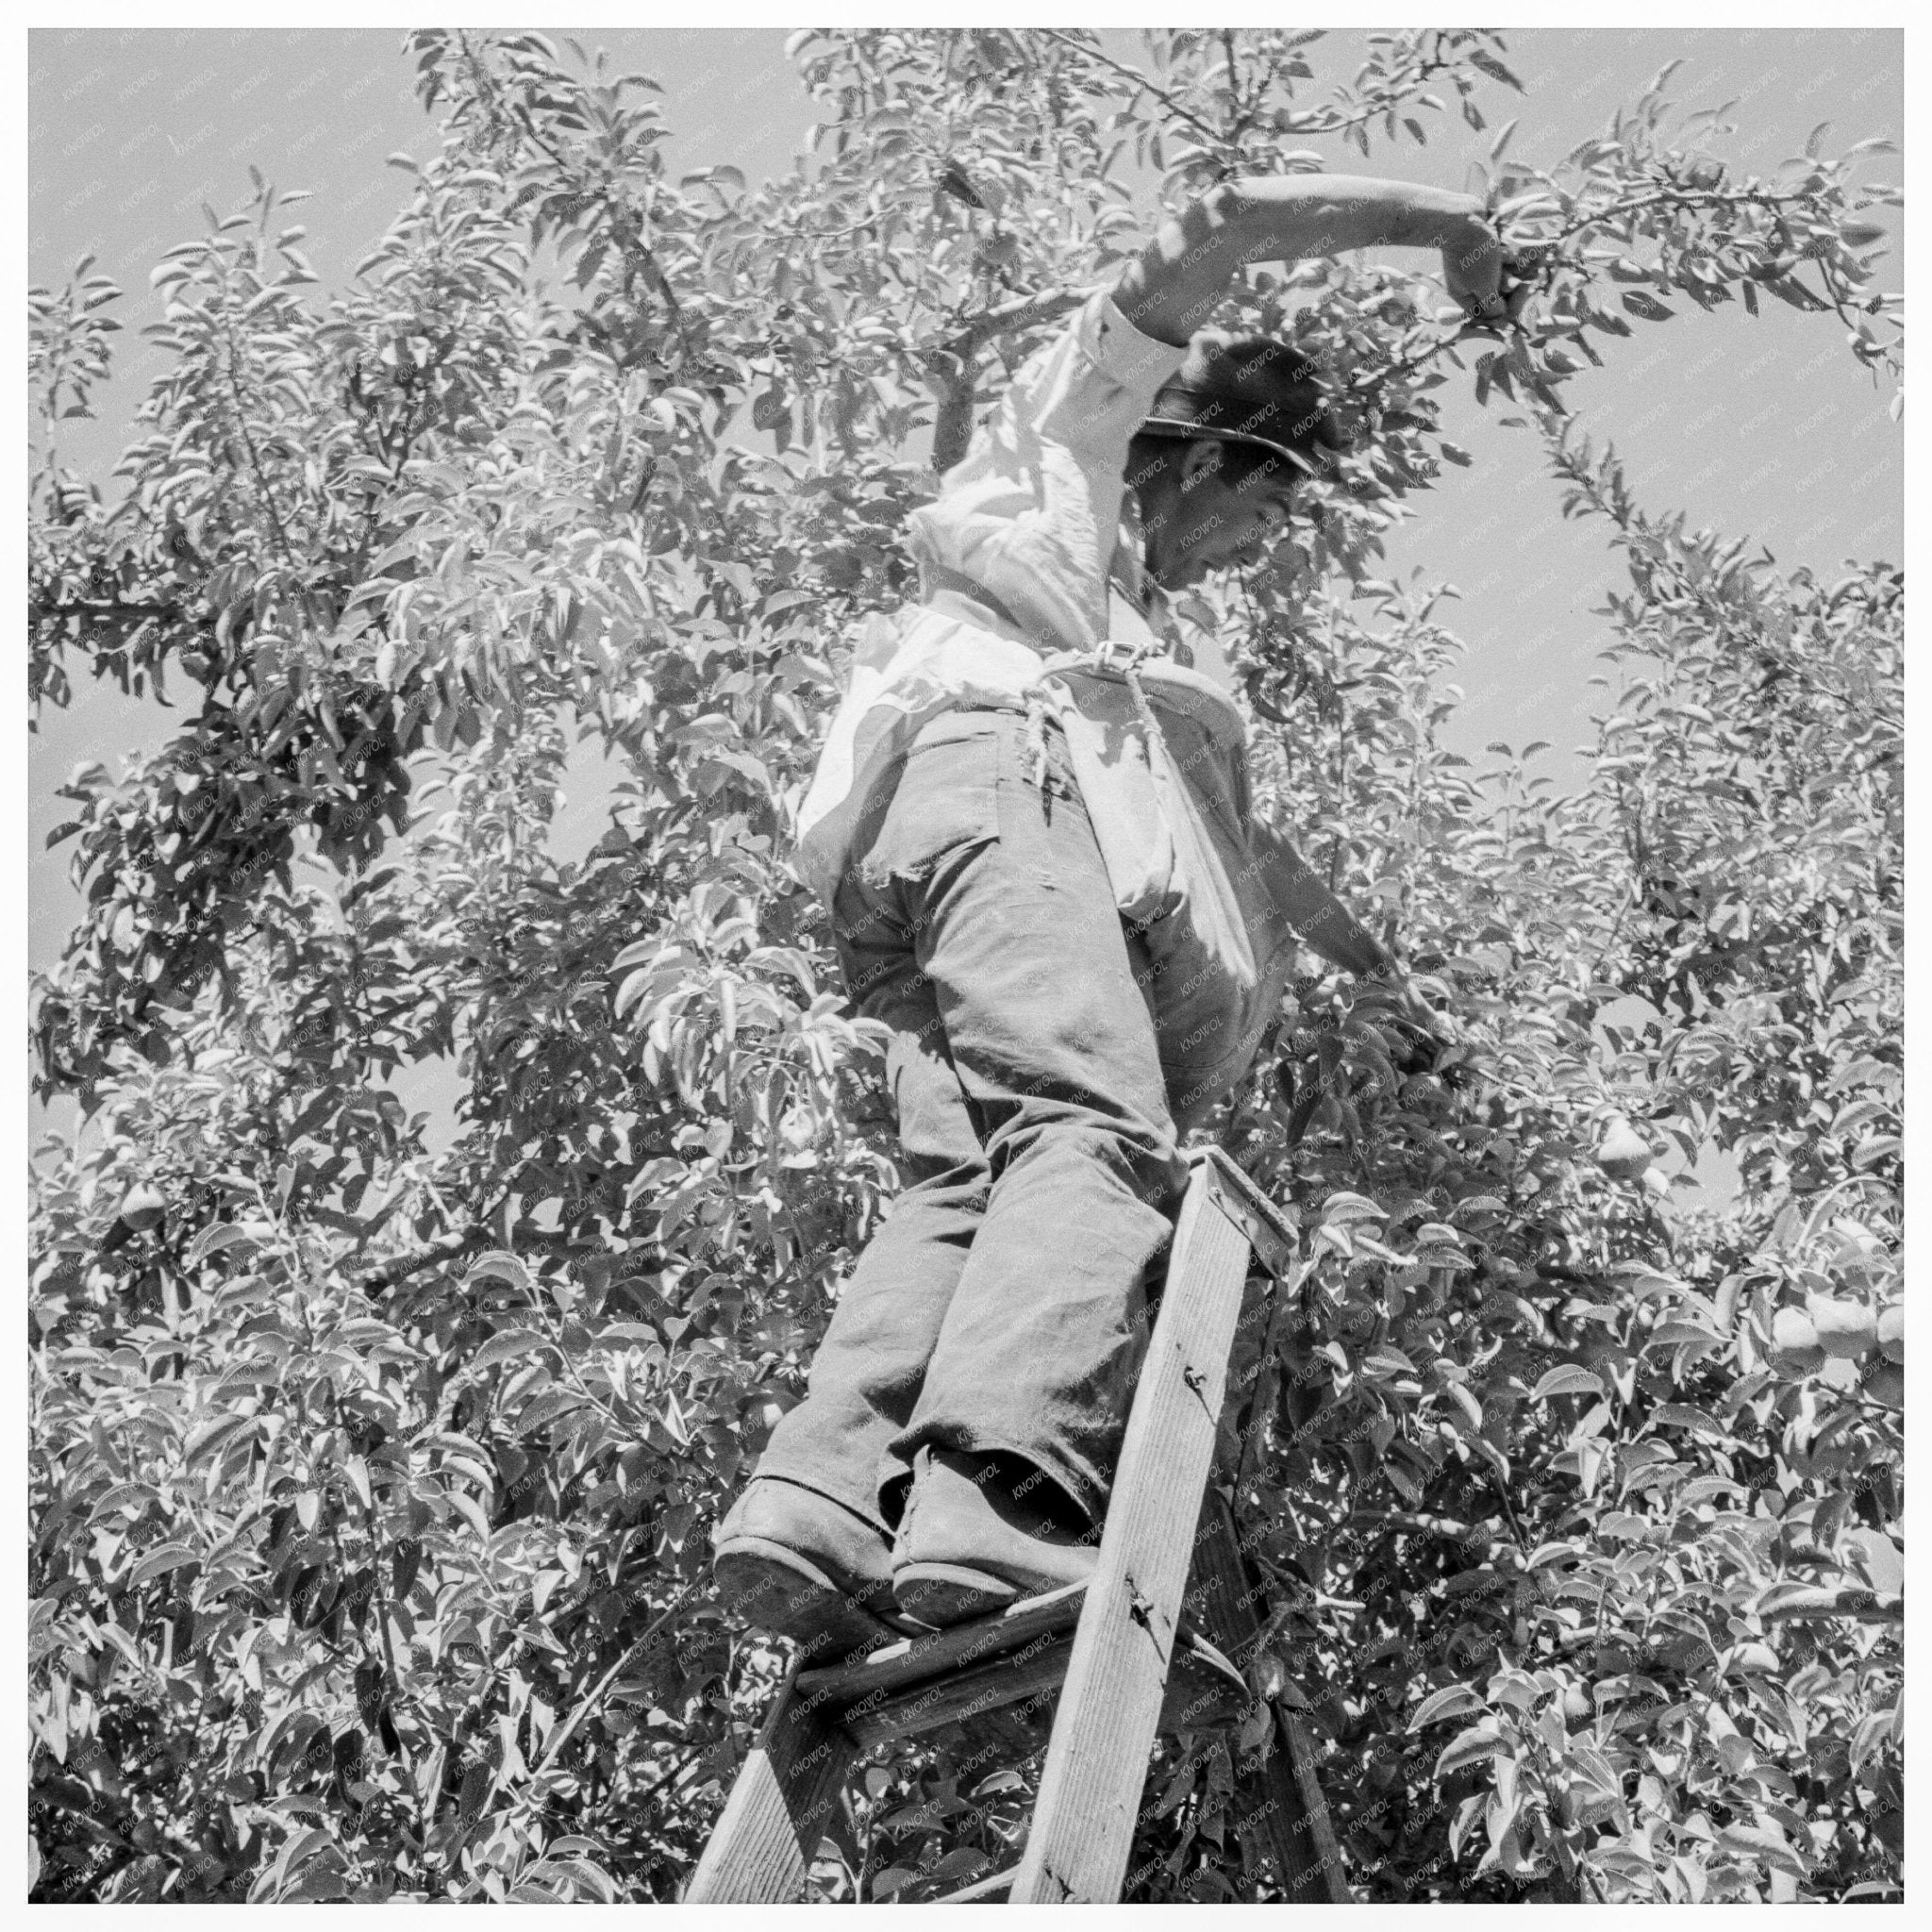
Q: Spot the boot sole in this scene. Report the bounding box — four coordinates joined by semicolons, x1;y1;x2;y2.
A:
714;1539;910;1665
893;1558;1096;1630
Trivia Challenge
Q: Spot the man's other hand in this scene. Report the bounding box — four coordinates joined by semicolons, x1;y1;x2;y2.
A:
1442;217;1507;321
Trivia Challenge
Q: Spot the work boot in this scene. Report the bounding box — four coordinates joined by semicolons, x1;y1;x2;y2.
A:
712;1476;919;1666
891;1446;1100;1629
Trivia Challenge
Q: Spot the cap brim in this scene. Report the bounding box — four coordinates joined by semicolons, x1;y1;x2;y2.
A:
1138;417;1327;476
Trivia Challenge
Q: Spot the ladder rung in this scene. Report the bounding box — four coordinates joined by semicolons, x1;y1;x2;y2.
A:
1190;1144;1299;1277
799;1581;1086;1707
692;1153;1349;1903
794;1580;1249;1750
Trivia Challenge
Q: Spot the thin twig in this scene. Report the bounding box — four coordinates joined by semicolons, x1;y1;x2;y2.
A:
535;1577;700;1785
1036;28;1230;150
1221;28;1245;142
1551;184;1813;242
220;319;299;576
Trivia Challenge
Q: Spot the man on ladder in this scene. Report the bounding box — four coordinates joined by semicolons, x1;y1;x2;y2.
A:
714;171;1505;1657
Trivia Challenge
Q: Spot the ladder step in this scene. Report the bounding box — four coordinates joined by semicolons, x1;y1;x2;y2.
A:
691;1153;1344;1904
793;1579;1250;1750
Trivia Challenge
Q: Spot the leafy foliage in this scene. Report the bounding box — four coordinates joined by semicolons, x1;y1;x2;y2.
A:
29;29;1900;1903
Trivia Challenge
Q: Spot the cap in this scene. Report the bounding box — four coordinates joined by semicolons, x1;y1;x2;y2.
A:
1139;332;1348;478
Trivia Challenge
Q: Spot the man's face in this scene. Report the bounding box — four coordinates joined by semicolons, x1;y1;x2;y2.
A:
1143;441;1302;591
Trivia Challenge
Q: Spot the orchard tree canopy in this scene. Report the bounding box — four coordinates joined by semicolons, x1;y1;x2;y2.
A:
28;28;1902;1905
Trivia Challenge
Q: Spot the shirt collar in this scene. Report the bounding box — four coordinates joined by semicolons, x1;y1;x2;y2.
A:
1111;493;1168;623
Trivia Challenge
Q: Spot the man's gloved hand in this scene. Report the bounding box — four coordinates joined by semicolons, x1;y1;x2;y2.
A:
1441;210;1507;322
1357;967;1460;1079
1394;981;1460;1076
1448;240;1549;336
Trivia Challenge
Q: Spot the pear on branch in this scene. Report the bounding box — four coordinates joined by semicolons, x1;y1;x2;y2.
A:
1862;1358;1904;1409
99;1180;167;1254
1768;1307;1824;1374
118;1182;167;1232
1592;1111;1653;1181
1806;1293;1877;1360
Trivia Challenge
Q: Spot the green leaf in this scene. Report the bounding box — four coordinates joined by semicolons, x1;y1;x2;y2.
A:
1410;1683;1486;1730
1452;1195;1509;1219
1435;1723;1507;1779
128;1542;200;1587
90;1482;161;1519
972;1769;1027;1796
1468;48;1523;92
1622;291;1676;323
516;1387;588;1435
1718;1821;1807;1876
1646;1320;1719;1350
391;1540;423;1601
1322;1191;1386;1224
468;1328;549;1374
187;1223;257;1262
1649;1402;1724;1438
185;1412;257;1470
468;1251;532;1292
1531;1364;1604;1401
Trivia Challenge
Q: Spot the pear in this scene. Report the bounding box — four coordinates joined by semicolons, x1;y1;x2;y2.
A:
1768;1307;1824;1374
741;1394;788;1442
1805;1293;1877;1359
118;1182;167;1233
1861;1358;1904;1409
1594;1112;1652;1181
1876;1303;1903;1364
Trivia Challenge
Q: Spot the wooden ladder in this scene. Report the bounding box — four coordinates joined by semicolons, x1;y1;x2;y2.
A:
684;1147;1351;1906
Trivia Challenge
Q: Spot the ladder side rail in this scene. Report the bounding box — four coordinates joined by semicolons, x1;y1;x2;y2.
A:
1007;1157;1255;1903
682;1657;858;1903
1188;1487;1351;1902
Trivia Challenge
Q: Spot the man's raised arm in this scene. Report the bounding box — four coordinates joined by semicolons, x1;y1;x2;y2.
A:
1114;173;1505;348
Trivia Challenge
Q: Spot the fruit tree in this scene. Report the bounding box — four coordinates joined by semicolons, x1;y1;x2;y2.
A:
28;28;1901;1903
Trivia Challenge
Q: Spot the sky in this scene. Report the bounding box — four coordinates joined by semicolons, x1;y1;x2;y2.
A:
25;25;1906;1156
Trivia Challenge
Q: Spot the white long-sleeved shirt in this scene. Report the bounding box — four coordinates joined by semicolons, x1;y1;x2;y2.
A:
793;284;1238;906
790;285;1389;1119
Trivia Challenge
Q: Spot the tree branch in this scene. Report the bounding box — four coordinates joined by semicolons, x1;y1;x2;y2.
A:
31;596;184;631
361;1228;488;1292
1037;27;1229;151
922;288;1086;475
